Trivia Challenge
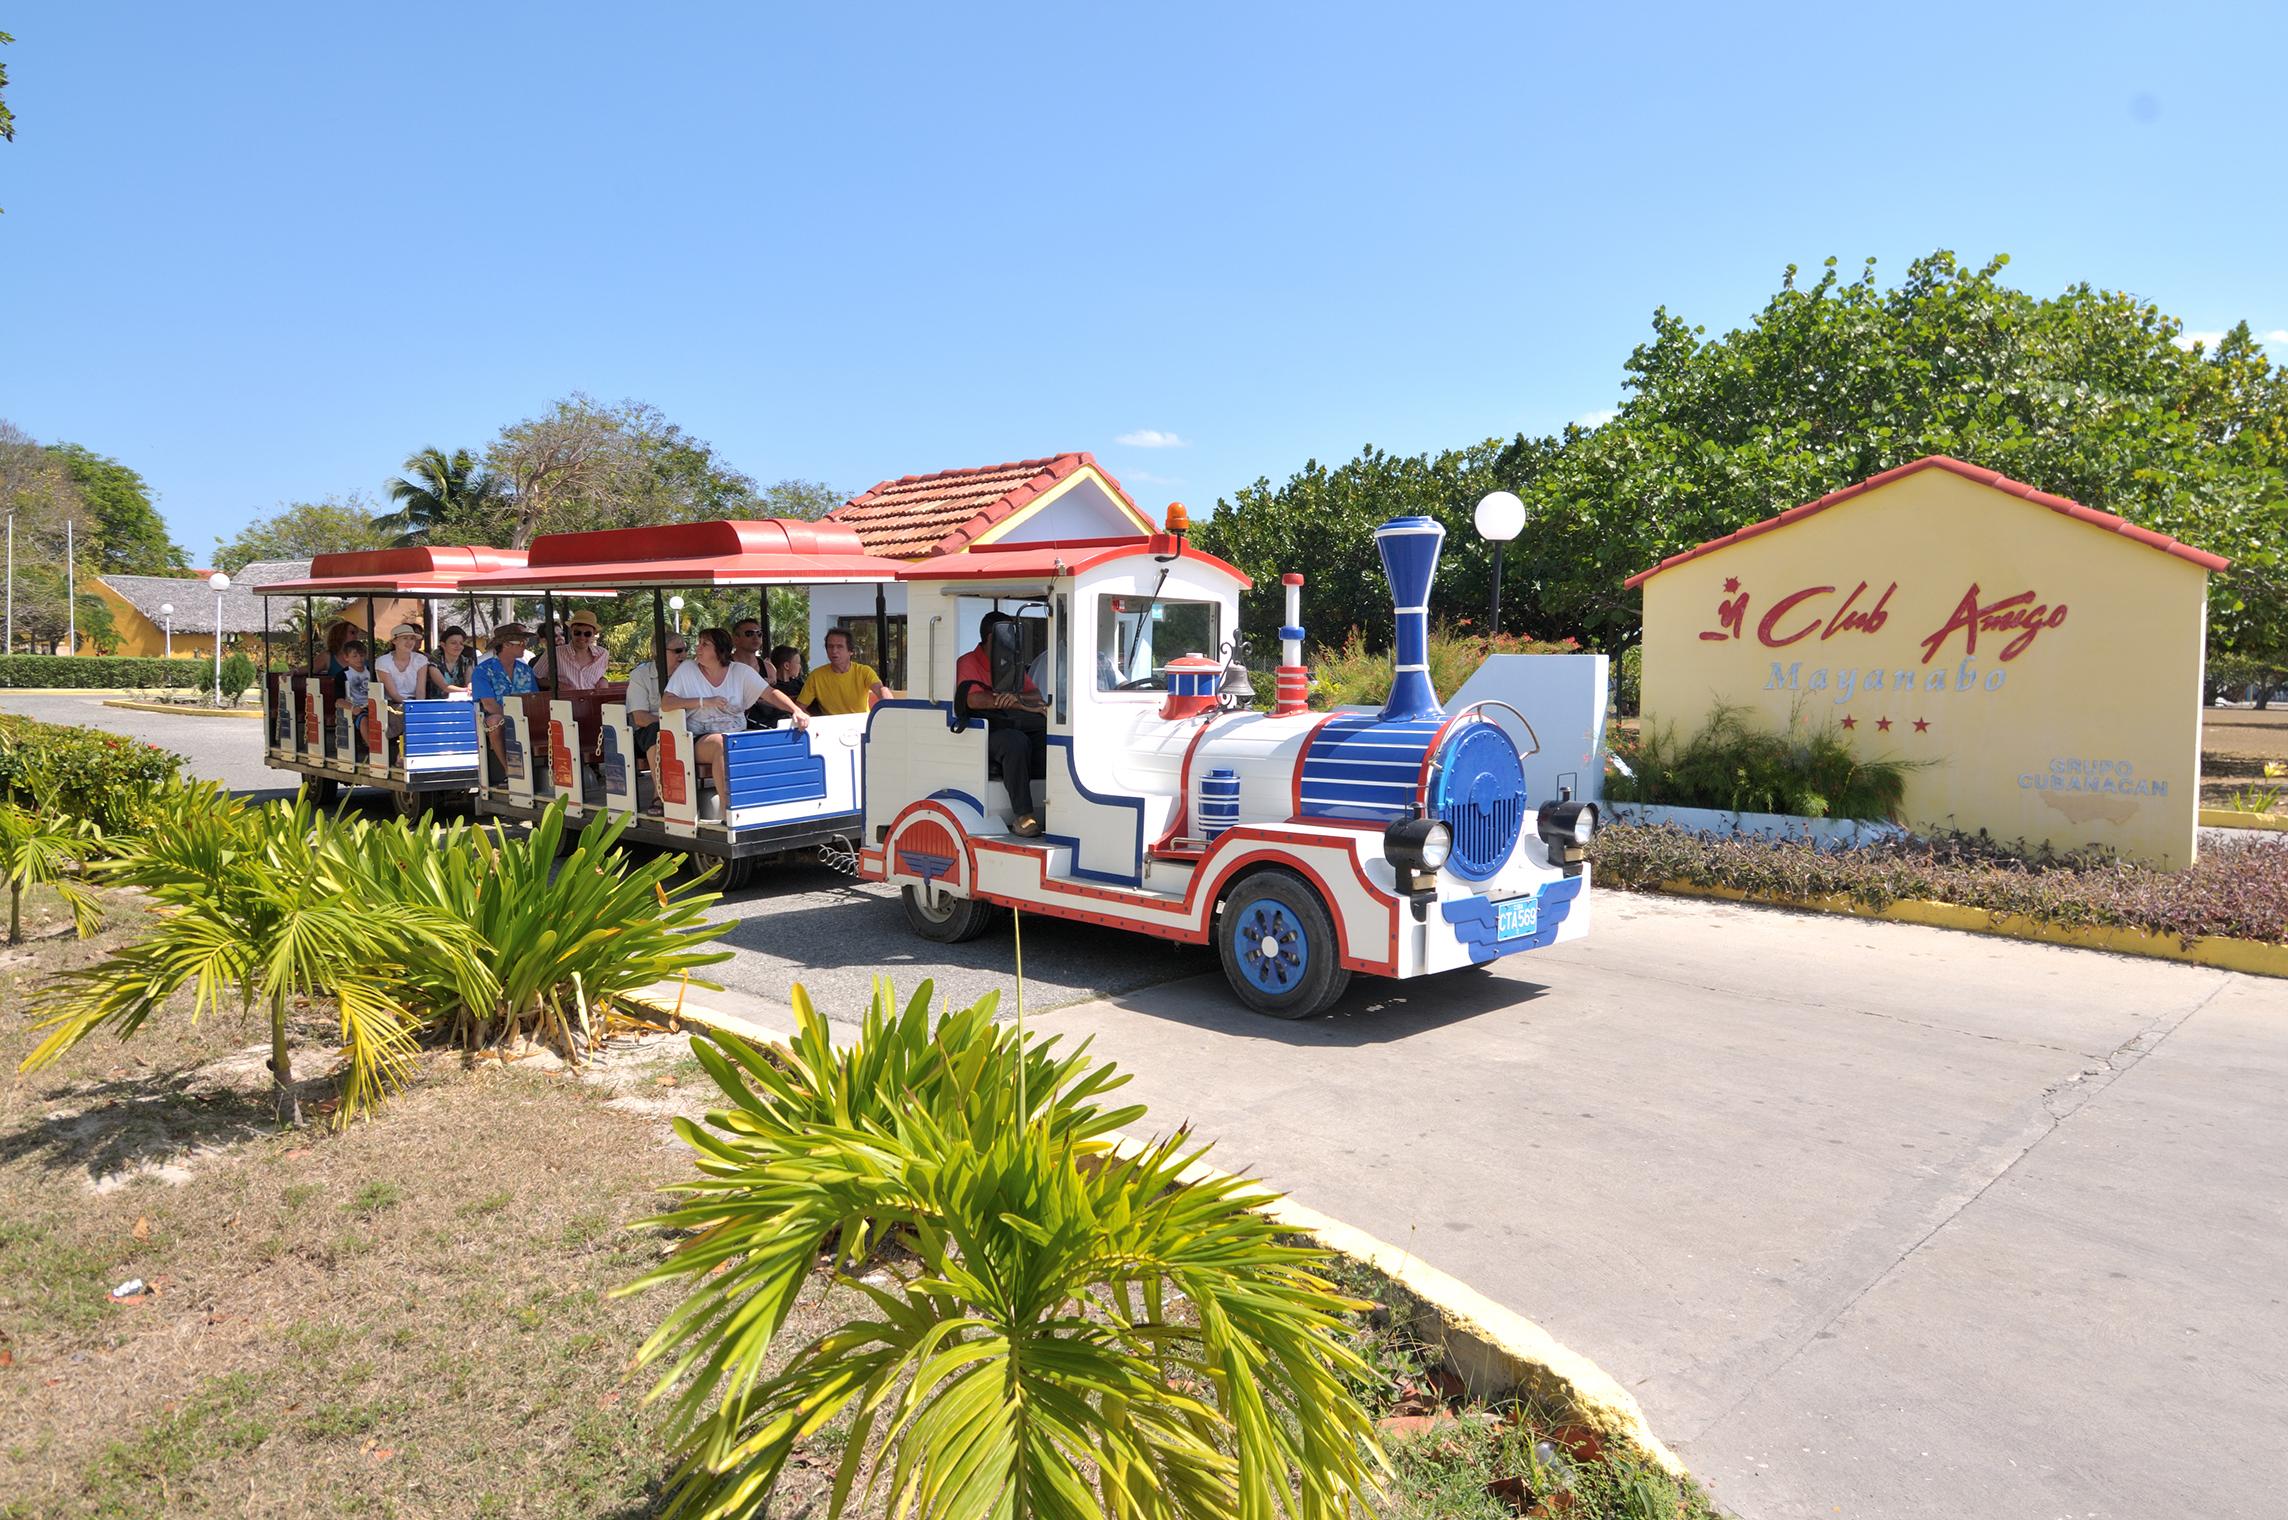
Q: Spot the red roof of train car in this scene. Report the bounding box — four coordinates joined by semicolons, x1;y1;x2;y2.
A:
260;545;530;596
465;518;907;588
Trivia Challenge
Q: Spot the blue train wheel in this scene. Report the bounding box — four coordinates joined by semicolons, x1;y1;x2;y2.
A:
1218;871;1349;1019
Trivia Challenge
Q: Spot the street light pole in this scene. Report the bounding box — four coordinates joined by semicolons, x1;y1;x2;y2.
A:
1473;491;1526;637
4;507;13;656
209;571;231;704
160;602;174;660
65;518;76;655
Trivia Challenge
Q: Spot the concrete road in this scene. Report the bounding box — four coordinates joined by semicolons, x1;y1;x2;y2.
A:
1034;893;2286;1520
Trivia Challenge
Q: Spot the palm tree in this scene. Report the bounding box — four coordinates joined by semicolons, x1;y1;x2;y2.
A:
0;792;100;946
378;447;497;546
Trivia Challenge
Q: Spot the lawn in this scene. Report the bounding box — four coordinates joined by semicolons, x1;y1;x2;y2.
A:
0;886;872;1520
2202;706;2288;809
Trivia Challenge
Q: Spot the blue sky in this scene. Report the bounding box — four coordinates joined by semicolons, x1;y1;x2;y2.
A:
1;2;2279;558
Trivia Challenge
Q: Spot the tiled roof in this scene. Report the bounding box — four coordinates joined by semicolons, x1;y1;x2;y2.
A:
831;453;1139;559
100;560;310;634
1624;456;2232;589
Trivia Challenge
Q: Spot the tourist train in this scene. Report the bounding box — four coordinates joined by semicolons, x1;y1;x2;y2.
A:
257;508;1604;1018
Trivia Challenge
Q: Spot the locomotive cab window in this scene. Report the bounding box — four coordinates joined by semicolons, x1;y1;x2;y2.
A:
1096;596;1220;691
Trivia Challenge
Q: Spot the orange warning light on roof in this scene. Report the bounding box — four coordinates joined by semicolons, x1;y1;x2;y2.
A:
1164;502;1190;534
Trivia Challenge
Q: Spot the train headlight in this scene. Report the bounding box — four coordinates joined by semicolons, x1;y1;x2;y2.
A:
1536;800;1598;873
1384;816;1452;881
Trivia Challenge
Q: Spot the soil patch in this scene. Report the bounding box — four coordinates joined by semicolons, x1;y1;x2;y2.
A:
2202;707;2288;808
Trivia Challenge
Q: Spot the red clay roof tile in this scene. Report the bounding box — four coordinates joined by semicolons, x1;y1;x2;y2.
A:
829;453;1145;559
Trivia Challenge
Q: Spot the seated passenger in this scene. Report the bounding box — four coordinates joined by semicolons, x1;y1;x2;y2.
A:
429;626;476;696
796;628;892;715
769;644;805;702
551;609;610;692
334;639;372;758
662;628;808;802
471;624;539;782
623;634;686;811
954;612;1046;837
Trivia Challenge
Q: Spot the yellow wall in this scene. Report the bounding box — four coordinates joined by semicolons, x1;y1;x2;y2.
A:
80;582;234;659
1638;468;2212;869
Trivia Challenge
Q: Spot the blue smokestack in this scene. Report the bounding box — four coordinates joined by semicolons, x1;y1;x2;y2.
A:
1375;514;1445;722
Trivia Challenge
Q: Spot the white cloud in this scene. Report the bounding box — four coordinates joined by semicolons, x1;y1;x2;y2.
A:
2265;329;2288;345
1116;429;1188;449
2172;330;2228;351
1575;408;1619;429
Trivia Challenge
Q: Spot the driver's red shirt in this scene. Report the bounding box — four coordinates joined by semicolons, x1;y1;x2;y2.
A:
954;645;1038;698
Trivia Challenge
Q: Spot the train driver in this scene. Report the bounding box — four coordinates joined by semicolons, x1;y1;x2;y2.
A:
955;612;1047;837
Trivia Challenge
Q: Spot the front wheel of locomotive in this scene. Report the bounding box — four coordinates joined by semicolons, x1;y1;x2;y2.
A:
1217;871;1350;1020
901;883;1001;944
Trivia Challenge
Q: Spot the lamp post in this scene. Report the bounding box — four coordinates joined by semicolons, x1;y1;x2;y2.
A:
65;518;76;655
4;506;13;656
209;572;231;704
160;602;174;660
1473;490;1526;636
668;594;684;634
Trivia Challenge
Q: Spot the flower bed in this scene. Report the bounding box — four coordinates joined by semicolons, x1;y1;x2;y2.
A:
1590;822;2288;947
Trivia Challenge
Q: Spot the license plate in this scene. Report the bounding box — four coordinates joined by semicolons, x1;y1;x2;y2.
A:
1496;897;1539;941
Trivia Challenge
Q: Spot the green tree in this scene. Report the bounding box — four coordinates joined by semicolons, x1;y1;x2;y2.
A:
213;491;389;573
1199;252;2288;667
376;446;500;546
46;443;186;573
0;30;16;215
483;394;786;544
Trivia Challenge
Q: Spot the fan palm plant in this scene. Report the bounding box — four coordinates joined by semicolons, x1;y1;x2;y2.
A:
621;979;1384;1520
0;787;101;945
19;787;482;1126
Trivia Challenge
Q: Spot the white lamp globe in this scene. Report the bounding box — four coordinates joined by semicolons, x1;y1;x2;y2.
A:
209;571;231;592
159;602;174;618
1474;490;1526;543
667;595;684;612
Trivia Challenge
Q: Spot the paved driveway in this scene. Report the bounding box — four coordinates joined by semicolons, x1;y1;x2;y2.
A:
1035;892;2286;1520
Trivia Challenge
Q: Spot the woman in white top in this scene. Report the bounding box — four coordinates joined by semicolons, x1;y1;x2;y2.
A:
375;625;431;703
373;625;432;752
662;627;808;791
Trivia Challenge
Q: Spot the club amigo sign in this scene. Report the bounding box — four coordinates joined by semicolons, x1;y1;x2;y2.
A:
1629;457;2229;868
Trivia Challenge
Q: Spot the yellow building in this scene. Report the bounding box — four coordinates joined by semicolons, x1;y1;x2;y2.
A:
82;560;312;658
1630;456;2227;869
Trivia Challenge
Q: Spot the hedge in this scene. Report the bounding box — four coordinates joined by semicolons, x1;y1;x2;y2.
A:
0;654;216;690
0;713;187;832
1590;821;2288;946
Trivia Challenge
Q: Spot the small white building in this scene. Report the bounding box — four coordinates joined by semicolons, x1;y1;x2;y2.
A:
810;453;1158;684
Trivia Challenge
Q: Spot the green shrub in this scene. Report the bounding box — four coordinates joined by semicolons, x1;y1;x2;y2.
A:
1606;703;1918;821
1614;645;1642;717
0;714;185;833
622;979;1384;1520
0;654;211;690
218;651;256;706
1310;623;1579;709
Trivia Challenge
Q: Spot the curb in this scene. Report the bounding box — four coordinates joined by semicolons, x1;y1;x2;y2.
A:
617;983;1684;1476
99;699;261;720
2200;806;2288;833
1646;879;2288;979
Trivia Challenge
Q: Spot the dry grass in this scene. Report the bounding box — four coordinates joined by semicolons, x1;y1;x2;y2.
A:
0;887;869;1520
2202;707;2288;808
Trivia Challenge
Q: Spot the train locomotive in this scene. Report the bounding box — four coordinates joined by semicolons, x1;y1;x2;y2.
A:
861;510;1600;1018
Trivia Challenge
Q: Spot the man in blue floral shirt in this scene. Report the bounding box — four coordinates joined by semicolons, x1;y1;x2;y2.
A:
472;624;539;782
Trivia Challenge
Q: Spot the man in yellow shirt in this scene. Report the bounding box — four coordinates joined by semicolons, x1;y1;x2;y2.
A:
796;628;892;714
